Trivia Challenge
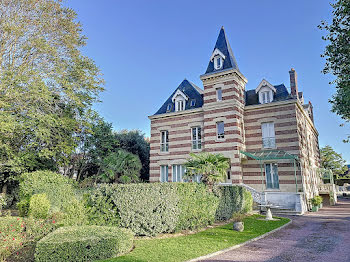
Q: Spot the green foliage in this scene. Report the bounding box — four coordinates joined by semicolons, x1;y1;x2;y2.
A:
19;170;76;213
114;130;150;181
215;186;253;221
0;216;56;261
84;190;120;226
0;193;6;211
232;212;246;222
60;198;88;226
0;0;104;179
29;193;50;219
185;152;230;190
35;226;134;262
86;183;252;236
175;183;219;231
319;0;350;126
100;150;142;183
320;145;347;176
17;197;30;217
311;195;323;206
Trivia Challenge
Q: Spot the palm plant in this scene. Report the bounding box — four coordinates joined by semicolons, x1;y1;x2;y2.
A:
184;152;230;191
100;149;142;183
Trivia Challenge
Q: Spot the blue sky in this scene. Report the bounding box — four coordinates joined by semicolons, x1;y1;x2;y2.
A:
66;0;349;162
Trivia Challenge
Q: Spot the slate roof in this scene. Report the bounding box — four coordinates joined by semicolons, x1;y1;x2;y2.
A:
154;79;204;115
205;27;240;74
245;84;291;106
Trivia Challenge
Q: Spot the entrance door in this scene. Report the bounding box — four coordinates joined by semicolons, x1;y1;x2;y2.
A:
265;163;279;189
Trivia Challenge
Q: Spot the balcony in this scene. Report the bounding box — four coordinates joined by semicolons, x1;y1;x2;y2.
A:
262;137;276;149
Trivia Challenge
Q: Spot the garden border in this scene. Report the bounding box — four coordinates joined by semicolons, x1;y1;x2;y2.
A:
187;218;292;262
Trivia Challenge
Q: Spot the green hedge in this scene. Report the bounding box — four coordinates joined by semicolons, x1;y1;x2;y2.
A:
29;193;50;219
215;185;253;220
35;226;134;262
86;183;252;236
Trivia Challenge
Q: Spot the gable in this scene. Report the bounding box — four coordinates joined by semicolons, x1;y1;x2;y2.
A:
154;79;204;115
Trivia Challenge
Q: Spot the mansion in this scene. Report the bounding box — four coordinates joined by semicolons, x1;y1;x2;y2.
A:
148;27;321;213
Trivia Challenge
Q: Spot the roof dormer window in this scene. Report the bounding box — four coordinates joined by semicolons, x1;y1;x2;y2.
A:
190;99;196;107
166;104;172;112
255;79;276;105
176;100;185;111
214;56;222;70
172;89;189;112
210;48;225;71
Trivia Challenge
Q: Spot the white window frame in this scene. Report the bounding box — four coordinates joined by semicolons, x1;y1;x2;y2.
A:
216;88;222;101
261;122;275;149
214;55;223;70
160;165;168;182
172;165;185;182
160;130;169;152
191;126;202;150
217;121;225;140
260;90;273;104
265;163;279;189
175;99;185;111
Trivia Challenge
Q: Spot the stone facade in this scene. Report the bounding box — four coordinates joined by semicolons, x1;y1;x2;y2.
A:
149;27;320;204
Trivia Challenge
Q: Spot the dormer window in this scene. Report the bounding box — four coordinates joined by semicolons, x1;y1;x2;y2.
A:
214;56;222;70
255;79;276;105
210;48;225;71
172;89;189;112
176;100;185;111
166;104;172;112
190;99;196;107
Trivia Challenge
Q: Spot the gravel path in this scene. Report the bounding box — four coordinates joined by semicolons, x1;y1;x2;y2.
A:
201;197;350;262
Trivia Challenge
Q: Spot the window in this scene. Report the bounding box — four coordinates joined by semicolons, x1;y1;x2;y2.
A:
261;122;275;148
160;165;168;182
172;165;185;182
217;121;225;139
192;127;202;150
160;131;169;152
216;88;222;101
166;104;172;112
190;99;196;107
265;163;279;189
261;91;272;104
214;56;223;70
176;100;185;111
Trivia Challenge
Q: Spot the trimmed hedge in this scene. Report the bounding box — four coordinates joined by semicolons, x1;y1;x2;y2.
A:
29;193;50;219
35;226;134;262
215;185;253;220
86;183;252;236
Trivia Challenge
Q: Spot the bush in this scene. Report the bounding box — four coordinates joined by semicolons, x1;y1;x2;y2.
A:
175;183;219;231
17;197;30;217
35;226;134;262
29;193;51;219
86;183;251;236
0;216;56;261
19;170;76;213
0;193;6;212
60;198;88;226
311;195;323;206
215;185;253;220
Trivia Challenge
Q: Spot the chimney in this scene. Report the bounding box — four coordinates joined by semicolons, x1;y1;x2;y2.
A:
289;68;298;98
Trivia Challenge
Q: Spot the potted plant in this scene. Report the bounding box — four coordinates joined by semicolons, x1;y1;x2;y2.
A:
310;196;322;212
232;212;246;232
315;196;323;208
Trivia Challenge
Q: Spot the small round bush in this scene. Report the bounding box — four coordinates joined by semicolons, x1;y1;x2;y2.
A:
29;193;51;219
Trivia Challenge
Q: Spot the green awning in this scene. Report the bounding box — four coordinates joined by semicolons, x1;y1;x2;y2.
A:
240;150;299;161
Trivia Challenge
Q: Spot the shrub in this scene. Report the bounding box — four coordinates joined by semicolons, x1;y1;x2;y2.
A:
29;193;51;219
175;183;219;231
59;198;88;226
35;226;134;262
0;216;56;261
215;185;253;220
311;195;323;206
0;193;6;212
17;197;30;217
96;183;179;236
19;170;76;213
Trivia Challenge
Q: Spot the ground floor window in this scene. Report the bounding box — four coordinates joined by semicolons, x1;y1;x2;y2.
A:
160;165;168;182
172;165;185;182
265;163;279;189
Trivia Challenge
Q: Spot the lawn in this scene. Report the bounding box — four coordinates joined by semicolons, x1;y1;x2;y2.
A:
101;215;290;262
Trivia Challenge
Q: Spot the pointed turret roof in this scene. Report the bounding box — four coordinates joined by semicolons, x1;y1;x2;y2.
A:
205;27;239;74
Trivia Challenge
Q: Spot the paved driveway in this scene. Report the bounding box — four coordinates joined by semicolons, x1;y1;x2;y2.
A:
201;197;350;262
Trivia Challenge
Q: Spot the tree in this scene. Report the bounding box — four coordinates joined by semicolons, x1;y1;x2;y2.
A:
114;130;150;181
320;145;347;176
100;150;142;183
319;1;350;135
0;0;104;187
184;152;230;191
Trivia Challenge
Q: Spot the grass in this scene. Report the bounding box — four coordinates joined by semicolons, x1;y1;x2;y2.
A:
101;215;290;262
